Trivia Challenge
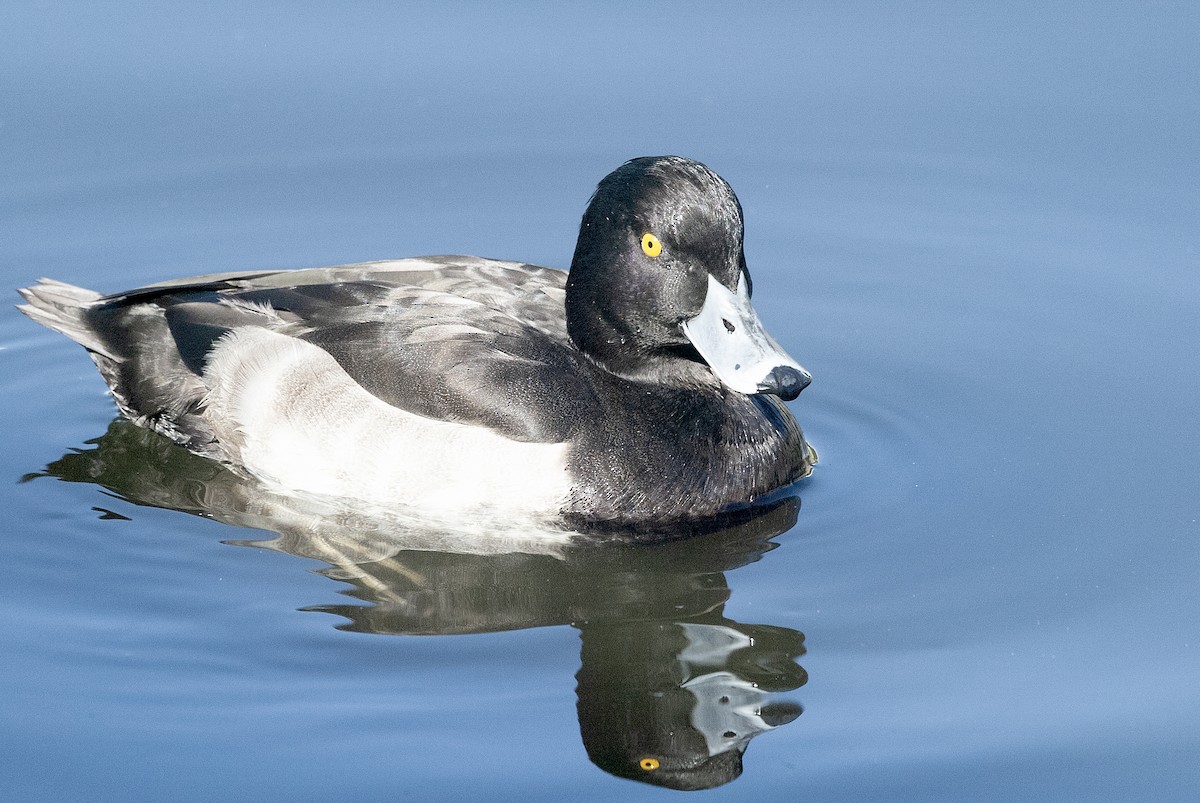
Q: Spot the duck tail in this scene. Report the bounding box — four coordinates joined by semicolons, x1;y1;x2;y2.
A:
17;279;119;360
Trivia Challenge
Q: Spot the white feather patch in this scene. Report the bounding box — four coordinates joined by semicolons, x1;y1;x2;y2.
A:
404;323;490;344
202;328;571;514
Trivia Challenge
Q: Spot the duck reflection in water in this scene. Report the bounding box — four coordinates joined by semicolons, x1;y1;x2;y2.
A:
33;419;810;791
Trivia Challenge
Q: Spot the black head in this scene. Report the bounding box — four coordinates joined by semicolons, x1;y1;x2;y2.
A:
566;156;809;396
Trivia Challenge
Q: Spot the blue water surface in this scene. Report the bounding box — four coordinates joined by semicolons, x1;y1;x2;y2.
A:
2;2;1198;800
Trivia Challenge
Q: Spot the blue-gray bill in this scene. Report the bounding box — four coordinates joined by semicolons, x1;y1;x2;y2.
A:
681;273;811;401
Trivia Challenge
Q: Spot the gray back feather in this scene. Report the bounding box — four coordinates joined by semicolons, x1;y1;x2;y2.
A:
22;257;595;448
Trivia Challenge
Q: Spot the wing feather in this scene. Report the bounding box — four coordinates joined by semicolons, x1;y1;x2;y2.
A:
84;257;595;445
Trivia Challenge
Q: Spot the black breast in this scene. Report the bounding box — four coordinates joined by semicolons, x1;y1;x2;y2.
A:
563;373;811;523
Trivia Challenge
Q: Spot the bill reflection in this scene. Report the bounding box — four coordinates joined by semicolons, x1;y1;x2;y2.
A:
34;420;810;790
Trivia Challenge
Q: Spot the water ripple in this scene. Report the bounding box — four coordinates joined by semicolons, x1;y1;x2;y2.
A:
791;380;931;537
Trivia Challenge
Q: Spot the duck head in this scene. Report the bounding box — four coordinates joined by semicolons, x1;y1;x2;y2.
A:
566;156;810;400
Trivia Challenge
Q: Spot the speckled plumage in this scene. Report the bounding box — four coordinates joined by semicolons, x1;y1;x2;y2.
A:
19;157;815;525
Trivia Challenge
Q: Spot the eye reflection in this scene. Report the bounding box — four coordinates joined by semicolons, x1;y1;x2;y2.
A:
33;418;811;791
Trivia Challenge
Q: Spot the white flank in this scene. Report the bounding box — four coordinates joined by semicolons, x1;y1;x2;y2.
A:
202;328;571;515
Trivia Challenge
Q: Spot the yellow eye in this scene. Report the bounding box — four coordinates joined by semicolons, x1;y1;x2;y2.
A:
641;232;662;258
639;757;660;771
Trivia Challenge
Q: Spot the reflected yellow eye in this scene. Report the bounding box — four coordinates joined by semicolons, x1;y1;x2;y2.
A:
641;232;662;258
639;757;661;771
